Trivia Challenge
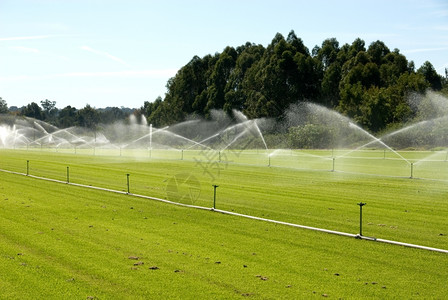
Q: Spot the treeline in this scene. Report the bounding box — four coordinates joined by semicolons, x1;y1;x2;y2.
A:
0;98;135;129
141;31;447;132
2;31;447;133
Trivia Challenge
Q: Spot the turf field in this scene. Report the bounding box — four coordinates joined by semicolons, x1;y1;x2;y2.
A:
0;149;447;298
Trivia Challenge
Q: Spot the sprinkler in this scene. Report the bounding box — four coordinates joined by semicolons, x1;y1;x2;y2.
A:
212;185;219;209
66;166;70;183
357;202;366;236
410;163;414;179
126;174;130;194
218;151;221;162
26;160;29;176
331;157;335;172
181;149;184;160
268;155;271;167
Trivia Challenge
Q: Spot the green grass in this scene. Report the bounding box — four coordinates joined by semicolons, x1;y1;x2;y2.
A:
0;149;447;298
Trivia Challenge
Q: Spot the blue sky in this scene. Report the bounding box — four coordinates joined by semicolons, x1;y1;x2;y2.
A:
1;0;447;109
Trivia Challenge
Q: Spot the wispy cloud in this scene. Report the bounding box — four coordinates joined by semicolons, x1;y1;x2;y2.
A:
0;35;58;41
434;25;448;31
430;9;448;18
81;46;131;67
10;46;39;53
57;69;177;78
0;69;178;81
403;47;448;54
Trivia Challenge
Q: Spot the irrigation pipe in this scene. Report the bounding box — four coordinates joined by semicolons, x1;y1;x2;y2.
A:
0;168;447;254
211;208;356;238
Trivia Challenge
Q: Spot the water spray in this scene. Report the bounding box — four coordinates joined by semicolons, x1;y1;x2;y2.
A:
149;123;153;158
253;119;268;150
342;122;411;164
93;131;96;156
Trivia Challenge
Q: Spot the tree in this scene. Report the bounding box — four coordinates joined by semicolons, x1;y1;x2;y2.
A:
223;43;265;113
357;87;390;131
142;32;441;132
204;47;237;114
0;97;7;113
321;62;341;107
417;61;442;90
40;99;56;113
22;102;43;120
243;31;320;119
367;40;390;65
141;97;162;122
99;107;126;124
40;99;58;124
379;51;409;86
315;38;340;70
76;105;99;129
58;106;77;128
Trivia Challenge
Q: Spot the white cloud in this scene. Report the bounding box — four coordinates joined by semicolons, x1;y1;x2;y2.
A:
81;45;131;67
10;46;39;53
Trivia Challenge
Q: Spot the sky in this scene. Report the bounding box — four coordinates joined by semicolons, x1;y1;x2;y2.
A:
1;0;447;110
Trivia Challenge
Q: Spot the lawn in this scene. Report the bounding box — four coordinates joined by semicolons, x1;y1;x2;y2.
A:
0;149;447;298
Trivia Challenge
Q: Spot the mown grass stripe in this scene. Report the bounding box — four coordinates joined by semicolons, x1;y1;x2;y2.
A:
1;167;446;254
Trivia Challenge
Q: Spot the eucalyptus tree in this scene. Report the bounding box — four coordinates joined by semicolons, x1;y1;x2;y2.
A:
58;105;77;128
22;102;43;120
0;97;7;113
76;104;99;129
418;61;442;90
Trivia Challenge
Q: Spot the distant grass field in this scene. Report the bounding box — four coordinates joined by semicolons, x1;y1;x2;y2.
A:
0;149;447;298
